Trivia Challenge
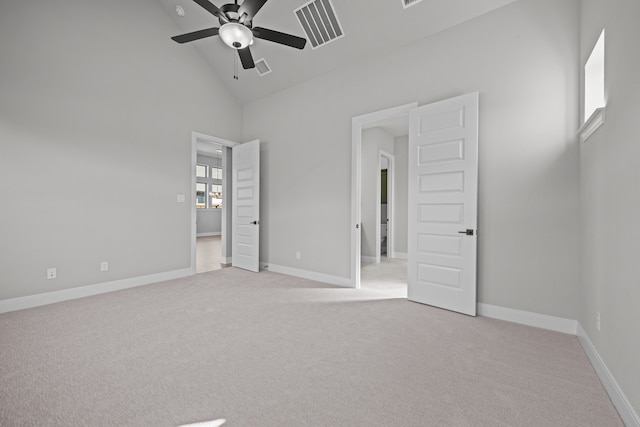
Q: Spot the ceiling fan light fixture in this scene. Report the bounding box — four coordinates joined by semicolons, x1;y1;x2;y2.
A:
219;22;253;49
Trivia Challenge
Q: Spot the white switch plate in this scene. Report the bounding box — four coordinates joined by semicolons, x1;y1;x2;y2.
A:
47;268;56;279
100;261;109;272
296;251;301;260
176;194;186;203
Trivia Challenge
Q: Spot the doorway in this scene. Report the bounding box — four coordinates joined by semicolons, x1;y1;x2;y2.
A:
195;145;223;273
352;94;479;314
353;104;414;296
191;132;238;274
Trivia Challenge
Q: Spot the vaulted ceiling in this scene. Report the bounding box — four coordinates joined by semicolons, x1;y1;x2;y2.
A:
155;0;519;104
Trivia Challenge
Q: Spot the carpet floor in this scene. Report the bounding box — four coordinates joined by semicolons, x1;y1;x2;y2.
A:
0;268;622;426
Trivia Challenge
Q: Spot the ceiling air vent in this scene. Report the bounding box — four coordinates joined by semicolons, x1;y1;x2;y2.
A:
402;0;424;9
254;58;272;76
294;0;343;49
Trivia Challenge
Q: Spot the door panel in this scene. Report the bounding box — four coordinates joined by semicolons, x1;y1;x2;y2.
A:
232;140;260;272
408;93;478;316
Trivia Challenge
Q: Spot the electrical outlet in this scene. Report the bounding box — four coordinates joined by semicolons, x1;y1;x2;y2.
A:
296;251;301;260
596;311;601;331
100;261;109;272
47;268;56;279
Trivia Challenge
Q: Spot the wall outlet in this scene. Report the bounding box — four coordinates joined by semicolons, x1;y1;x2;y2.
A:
47;268;56;279
596;311;601;331
100;261;109;272
296;251;301;260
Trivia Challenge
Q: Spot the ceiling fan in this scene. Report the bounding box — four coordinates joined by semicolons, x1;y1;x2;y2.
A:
171;0;307;70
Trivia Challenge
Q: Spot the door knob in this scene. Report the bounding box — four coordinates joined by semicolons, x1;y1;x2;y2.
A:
251;220;260;225
458;229;474;236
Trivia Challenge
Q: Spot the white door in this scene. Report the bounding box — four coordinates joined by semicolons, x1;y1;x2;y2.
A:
232;139;260;272
408;92;479;316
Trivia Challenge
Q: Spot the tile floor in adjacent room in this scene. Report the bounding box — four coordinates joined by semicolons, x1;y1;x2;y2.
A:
196;235;224;274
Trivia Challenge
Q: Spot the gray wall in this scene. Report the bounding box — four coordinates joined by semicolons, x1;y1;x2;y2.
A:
196;210;222;236
0;0;242;299
579;0;640;414
361;128;395;259
393;136;409;256
243;0;581;320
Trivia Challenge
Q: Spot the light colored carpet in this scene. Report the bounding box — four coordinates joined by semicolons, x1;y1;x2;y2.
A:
0;268;622;426
361;257;407;298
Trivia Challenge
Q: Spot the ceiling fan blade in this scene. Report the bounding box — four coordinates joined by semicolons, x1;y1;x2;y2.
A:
193;0;225;19
238;0;268;20
252;27;307;50
171;27;220;44
238;47;255;69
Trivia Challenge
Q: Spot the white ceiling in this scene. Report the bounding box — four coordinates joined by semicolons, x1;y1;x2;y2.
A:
156;0;519;104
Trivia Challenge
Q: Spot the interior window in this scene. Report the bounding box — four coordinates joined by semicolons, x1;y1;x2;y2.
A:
196;164;208;178
196;182;207;209
584;29;605;122
210;184;223;208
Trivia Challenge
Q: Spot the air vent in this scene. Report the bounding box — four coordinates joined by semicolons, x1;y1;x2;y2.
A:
402;0;424;9
254;58;272;76
294;0;343;49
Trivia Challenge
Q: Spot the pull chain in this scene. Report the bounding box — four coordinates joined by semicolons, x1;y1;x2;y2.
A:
233;52;239;80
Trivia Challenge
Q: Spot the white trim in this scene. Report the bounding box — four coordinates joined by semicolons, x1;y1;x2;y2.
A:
361;256;377;264
578;107;606;142
260;263;351;288
393;252;408;260
352;102;417;289
220;257;232;264
477;303;578;335
477;304;638;423
197;232;222;237
0;268;192;314
192;132;239;275
577;324;640;427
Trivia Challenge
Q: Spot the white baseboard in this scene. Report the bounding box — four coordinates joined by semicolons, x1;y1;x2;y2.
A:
197;232;221;237
361;256;377;264
577;324;640;427
478;304;638;425
392;252;408;260
0;268;192;314
477;303;578;335
260;262;352;288
220;257;231;264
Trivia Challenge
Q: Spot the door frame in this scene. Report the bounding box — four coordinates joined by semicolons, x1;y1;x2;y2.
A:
377;150;395;262
351;102;417;289
191;131;239;274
